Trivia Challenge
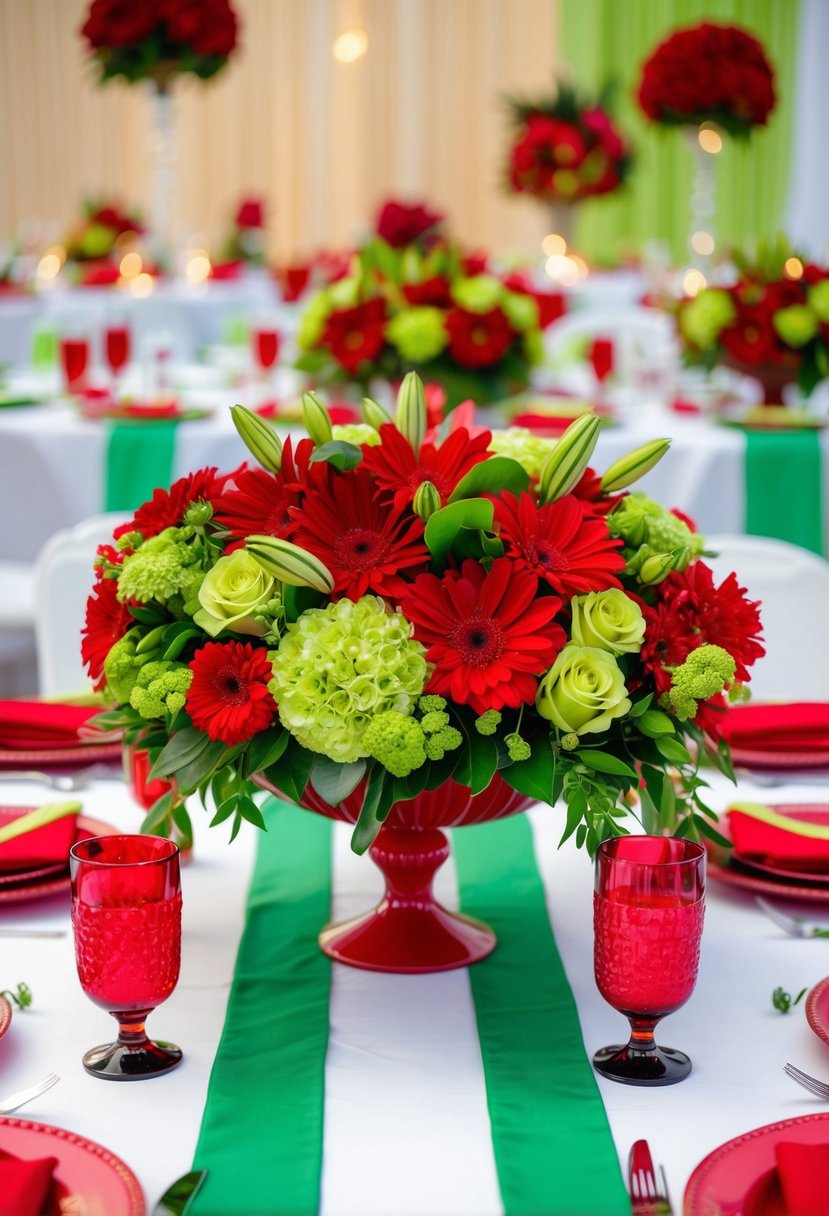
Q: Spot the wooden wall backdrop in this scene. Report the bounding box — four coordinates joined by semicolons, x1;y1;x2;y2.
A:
0;0;559;261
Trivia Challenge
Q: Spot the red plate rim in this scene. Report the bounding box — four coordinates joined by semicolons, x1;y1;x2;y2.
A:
0;994;11;1040
0;1116;145;1215
684;1112;829;1215
806;976;829;1049
0;740;123;770
729;746;829;772
0;815;118;904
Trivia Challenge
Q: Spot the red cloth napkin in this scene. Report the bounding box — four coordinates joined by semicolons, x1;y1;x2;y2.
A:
0;807;79;873
0;1147;58;1216
720;703;829;753
0;701;99;751
728;808;829;872
775;1141;829;1216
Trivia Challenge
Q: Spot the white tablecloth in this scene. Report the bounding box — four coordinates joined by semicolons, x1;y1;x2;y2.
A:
2;397;827;564
2;770;828;1214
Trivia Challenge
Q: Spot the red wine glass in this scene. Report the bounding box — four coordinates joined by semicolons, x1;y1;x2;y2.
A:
70;834;183;1080
105;323;132;397
251;320;281;410
593;835;705;1086
59;336;90;395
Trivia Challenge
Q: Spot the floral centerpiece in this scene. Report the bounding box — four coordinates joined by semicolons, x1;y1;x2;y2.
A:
80;0;238;91
64;199;144;263
83;375;762;971
637;22;776;137
219;197;267;269
679;242;829;399
505;80;632;244
295;240;560;408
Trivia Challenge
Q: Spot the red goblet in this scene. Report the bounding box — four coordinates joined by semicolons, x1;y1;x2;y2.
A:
70;834;182;1080
592;835;705;1086
59;336;90;394
589;336;614;385
105;323;132;396
251;320;281;411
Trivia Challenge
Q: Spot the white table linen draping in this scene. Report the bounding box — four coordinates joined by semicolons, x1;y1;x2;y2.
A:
1;770;828;1214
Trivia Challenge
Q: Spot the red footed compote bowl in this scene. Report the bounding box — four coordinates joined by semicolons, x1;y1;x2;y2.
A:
254;771;533;973
592;834;705;1086
70;834;183;1080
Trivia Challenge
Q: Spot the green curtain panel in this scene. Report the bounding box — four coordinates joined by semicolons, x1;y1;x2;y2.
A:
560;0;800;263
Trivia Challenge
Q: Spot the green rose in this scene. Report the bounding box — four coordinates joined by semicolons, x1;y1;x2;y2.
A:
194;550;274;638
452;274;503;313
809;280;829;324
773;304;818;349
386;307;448;362
570;589;645;655
536;645;631;735
679;289;735;350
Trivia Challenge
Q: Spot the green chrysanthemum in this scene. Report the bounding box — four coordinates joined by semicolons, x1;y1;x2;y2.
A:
666;644;736;721
363;710;427;777
385;307;448;363
116;527;204;605
609;492;704;577
268;596;430;763
487;428;555;482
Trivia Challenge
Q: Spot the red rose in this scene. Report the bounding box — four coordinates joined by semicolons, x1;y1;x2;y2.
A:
81;0;156;47
235;198;264;229
445;307;515;369
375;199;444;248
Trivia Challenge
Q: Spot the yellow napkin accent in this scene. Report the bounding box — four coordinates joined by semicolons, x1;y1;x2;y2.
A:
729;801;829;839
0;801;82;845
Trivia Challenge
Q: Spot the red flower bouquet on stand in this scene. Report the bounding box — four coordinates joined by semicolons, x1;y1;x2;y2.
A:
219;197;267;270
83;378;762;973
505;81;632;246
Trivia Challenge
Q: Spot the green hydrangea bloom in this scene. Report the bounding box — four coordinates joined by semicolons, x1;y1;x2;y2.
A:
117;527;203;605
666;644;736;720
680;289;736;350
385;307;448;363
332;423;381;448
103;634;143;704
474;709;502;736
116;531;142;552
501;291;538;334
269;596;429;763
452;275;503;313
363;710;427;777
297;293;333;350
773;305;818;349
809;280;829;324
487;428;555;482
129;661;194;720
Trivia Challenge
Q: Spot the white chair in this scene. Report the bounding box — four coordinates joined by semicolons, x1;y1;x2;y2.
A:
704;534;829;701
34;513;129;696
0;560;37;695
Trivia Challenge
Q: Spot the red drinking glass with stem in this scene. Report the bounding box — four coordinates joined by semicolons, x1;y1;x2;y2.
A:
105;322;132;397
592;835;705;1086
251;317;281;410
70;834;183;1080
59;336;90;394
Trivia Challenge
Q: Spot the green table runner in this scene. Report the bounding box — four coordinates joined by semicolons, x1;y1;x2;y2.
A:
104;420;179;512
191;805;626;1215
744;429;824;555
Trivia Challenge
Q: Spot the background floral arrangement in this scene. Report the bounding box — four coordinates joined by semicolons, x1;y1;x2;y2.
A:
679;241;829;396
637;22;776;137
373;198;445;250
63;198;144;263
83;376;763;856
295;238;562;408
220;196;267;267
80;0;238;91
505;81;632;203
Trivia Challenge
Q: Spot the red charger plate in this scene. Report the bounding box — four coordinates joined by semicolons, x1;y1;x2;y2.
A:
729;745;829;773
0;994;11;1041
684;1114;829;1215
806;976;829;1050
0;740;123;770
0;1118;144;1215
0;814;117;903
706;805;829;903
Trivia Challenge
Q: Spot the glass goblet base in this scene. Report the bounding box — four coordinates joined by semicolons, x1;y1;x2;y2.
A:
592;1042;691;1086
82;1038;182;1081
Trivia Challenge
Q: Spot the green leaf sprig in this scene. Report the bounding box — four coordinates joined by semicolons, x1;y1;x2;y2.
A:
772;985;807;1014
1;982;32;1010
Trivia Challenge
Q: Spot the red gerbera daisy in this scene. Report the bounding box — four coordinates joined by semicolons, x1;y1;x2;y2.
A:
114;467;229;541
321;299;387;374
493;491;625;598
661;562;765;682
186;640;277;745
361;423;493;510
401;557;565;714
291;468;429;601
445;306;515;369
81;578;134;690
213;437;316;541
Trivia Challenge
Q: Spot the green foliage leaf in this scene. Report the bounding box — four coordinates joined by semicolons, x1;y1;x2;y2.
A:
264;739;314;805
449;457;530;502
638;709;675;737
628;694;653;718
501;732;560;804
309;440;363;471
424;499;494;565
559;786;587;845
246;731;289;776
150;727;211;780
283;584;323;623
310;756;366;806
453;723;498;795
576;750;638;781
351;766;394;854
140;790;175;835
655;736;693;766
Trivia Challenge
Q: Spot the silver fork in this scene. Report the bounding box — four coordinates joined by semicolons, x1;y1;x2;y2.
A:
0;764;116;792
755;897;829;939
784;1063;829;1100
0;1072;60;1115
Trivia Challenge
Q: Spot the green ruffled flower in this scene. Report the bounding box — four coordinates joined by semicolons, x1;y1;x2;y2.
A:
680;289;736;350
269;596;429;763
129;661;193;720
488;428;555;482
665;644;736;721
103;635;143;704
452;275;503;313
332;423;381;447
116;527;204;606
386;307;448;363
363;710;426;777
423;725;462;761
474;709;502;736
501;291;538;334
773;304;818;349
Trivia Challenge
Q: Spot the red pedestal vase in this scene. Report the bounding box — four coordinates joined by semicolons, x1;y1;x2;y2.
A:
253;771;534;974
721;353;798;404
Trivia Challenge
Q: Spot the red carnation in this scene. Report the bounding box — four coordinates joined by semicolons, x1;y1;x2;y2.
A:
402;276;453;308
446;306;515;369
639;598;699;698
375;199;444;248
187;641;276;745
400;557;566;715
493;491;625;598
320;299;387;374
213;438;314;541
81;578;134;690
361;423;492;511
660;561;764;683
114;467;229;541
291;468;429;601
